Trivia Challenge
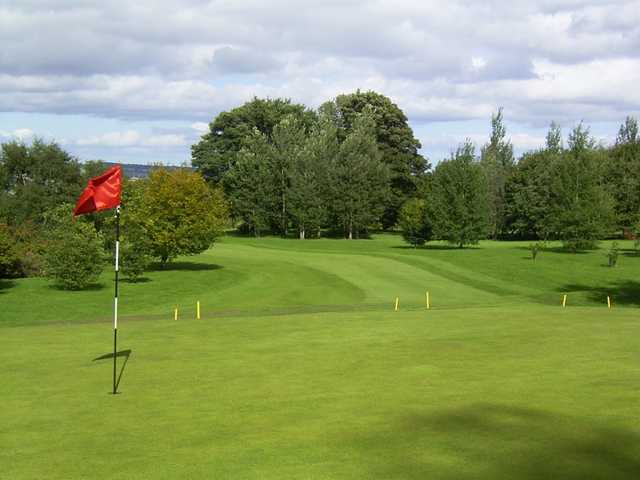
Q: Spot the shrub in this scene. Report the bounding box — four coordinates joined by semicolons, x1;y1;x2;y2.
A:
0;224;20;277
44;219;106;290
399;198;431;247
120;242;150;282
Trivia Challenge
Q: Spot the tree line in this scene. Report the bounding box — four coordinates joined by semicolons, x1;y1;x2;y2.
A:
192;92;640;250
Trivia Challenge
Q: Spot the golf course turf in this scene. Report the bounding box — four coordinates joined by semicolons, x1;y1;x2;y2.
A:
3;234;640;478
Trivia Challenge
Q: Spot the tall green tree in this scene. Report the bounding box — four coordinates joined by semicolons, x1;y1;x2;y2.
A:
504;149;558;239
329;110;389;239
223;130;276;236
289;115;337;239
504;122;563;239
480;108;515;238
327;90;427;229
543;124;614;250
127;168;228;266
429;141;490;247
191;97;315;183
607;116;640;230
0;139;83;225
270;115;308;236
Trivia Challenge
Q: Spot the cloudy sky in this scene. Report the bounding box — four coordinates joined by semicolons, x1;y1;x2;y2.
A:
1;0;639;165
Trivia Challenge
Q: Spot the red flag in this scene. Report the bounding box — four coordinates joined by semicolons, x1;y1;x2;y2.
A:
74;165;123;216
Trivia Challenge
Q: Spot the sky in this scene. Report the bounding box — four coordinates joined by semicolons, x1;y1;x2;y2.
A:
1;0;639;165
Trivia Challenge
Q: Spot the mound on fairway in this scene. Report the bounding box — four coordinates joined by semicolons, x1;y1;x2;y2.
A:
3;235;640;479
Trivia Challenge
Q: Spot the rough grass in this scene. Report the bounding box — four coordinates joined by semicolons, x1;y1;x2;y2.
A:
3;235;640;478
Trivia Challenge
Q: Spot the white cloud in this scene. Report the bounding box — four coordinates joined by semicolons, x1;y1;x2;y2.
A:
1;0;639;162
75;130;187;147
0;128;35;140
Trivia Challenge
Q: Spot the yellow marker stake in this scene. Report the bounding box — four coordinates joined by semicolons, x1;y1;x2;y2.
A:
562;294;567;308
197;301;201;320
394;297;399;312
607;296;611;309
174;307;178;321
426;291;430;310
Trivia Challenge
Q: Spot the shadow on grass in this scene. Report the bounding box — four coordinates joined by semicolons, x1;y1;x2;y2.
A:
47;282;105;292
0;279;15;293
122;277;151;284
93;349;132;392
149;262;222;272
560;280;640;306
514;245;591;255
355;403;640;479
392;244;482;251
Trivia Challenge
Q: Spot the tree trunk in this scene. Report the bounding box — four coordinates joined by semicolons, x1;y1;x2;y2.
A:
299;227;305;240
348;219;353;240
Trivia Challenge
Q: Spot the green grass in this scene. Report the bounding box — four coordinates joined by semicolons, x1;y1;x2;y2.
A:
3;235;640;478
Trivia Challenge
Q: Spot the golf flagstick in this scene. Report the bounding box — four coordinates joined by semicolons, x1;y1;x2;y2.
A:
73;165;123;395
113;206;120;394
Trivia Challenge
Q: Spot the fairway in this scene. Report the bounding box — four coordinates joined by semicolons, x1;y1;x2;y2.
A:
3;235;640;478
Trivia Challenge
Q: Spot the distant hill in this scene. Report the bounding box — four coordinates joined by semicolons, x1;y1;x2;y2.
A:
104;162;192;179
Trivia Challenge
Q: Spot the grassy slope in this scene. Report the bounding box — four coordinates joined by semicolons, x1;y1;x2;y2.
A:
3;234;640;326
3;235;640;478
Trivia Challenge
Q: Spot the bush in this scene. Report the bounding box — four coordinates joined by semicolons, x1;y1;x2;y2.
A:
44;219;106;290
399;198;431;247
120;242;150;282
0;224;20;277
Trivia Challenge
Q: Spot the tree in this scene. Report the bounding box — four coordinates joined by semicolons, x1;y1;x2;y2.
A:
328;109;390;239
0;139;83;225
191;97;315;183
43;205;106;290
546;121;563;153
289;115;336;239
429;141;490;247
328;90;428;228
480;108;514;238
504;148;559;239
270;114;308;236
542;125;614;250
616;116;639;145
127;168;228;266
607;117;640;231
223;130;277;236
398;198;431;247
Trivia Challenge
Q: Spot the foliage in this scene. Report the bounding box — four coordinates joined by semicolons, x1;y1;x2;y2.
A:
224;131;277;236
328;90;428;228
429;141;490;247
542;126;614;251
120;241;150;282
0;224;20;277
328;109;389;239
480;108;515;238
398;198;431;247
127;168;229;266
43;208;106;290
546;121;563;153
0;138;83;225
192;97;315;183
607;117;640;230
504;149;558;239
289;115;336;239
